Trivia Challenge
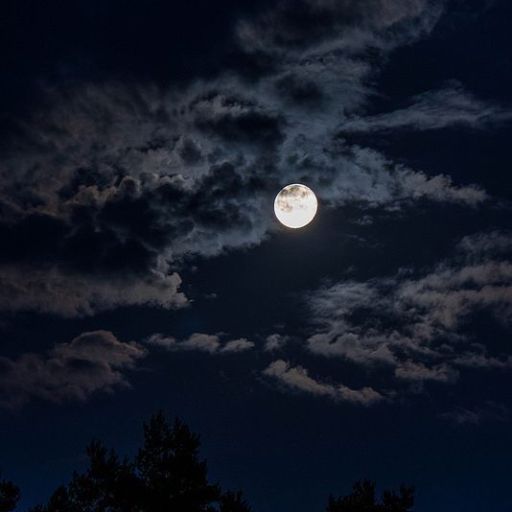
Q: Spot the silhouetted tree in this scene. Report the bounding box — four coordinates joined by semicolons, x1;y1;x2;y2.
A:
0;475;20;512
219;491;252;512
8;413;412;512
326;480;414;512
30;412;250;512
135;413;220;511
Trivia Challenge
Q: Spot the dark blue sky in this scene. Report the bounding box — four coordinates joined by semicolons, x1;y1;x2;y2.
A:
1;1;512;511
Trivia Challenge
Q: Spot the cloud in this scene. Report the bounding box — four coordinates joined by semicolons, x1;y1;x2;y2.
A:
263;359;383;405
236;0;443;56
221;338;255;353
457;230;512;258
0;0;500;318
0;331;146;408
0;264;186;317
306;231;512;395
394;362;459;383
264;333;290;351
340;86;512;132
277;140;486;209
146;332;254;354
440;402;510;426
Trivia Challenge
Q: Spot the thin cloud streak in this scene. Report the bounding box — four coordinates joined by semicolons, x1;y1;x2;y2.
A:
263;359;384;405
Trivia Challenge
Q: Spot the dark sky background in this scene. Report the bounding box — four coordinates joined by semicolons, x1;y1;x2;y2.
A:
1;0;512;510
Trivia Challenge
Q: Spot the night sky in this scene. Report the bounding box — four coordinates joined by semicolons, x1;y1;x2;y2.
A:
1;1;512;510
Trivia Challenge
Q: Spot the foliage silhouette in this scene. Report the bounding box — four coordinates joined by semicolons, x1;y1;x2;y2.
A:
3;412;415;511
326;480;414;512
30;412;251;512
0;475;20;512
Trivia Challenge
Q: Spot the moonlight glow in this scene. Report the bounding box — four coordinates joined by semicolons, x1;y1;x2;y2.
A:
274;184;318;229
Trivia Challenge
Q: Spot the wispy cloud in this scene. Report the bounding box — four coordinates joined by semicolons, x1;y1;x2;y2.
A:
0;331;146;408
341;86;512;132
306;231;512;394
0;265;186;317
146;332;254;354
263;359;384;406
0;0;497;318
264;333;290;352
440;402;509;426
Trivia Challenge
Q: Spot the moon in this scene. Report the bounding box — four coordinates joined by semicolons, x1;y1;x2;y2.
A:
274;184;318;229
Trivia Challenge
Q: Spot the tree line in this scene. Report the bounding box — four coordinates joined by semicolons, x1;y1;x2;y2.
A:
0;412;414;512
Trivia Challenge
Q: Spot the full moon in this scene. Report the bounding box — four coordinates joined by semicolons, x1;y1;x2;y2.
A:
274;184;318;229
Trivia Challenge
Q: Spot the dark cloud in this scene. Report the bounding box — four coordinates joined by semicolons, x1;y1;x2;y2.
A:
274;74;324;106
0;0;504;320
0;331;146;408
340;85;512;133
440;402;510;426
236;0;443;55
263;359;384;405
458;230;512;259
146;332;254;354
394;362;459;383
264;333;290;352
191;91;286;147
0;265;185;317
305;231;512;399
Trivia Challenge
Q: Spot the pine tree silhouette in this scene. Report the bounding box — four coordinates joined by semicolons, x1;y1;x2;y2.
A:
0;475;20;512
5;413;414;512
30;412;251;512
135;413;220;511
326;480;414;512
